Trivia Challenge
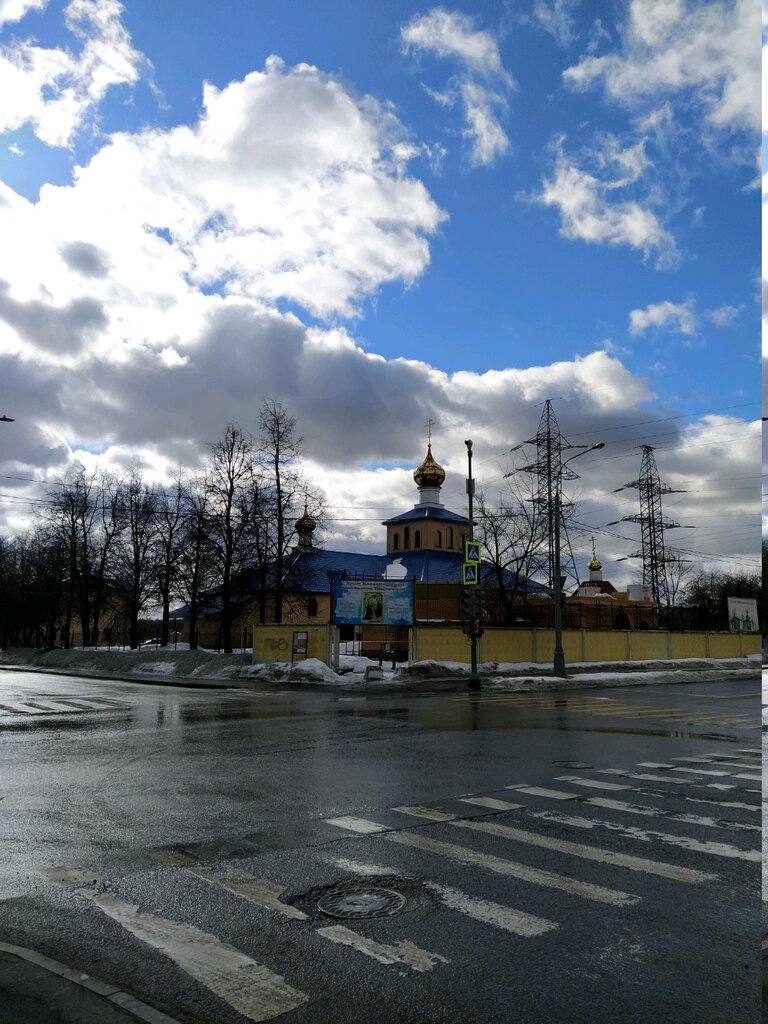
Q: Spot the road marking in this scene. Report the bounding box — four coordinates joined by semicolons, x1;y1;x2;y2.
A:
581;797;759;832
423;881;558;937
450;819;716;884
391;805;457;822
460;797;523;811
556;775;759;811
733;773;762;781
326;857;411;878
554;776;631;791
527;810;758;862
598;770;691;785
381;831;640;906
670;767;731;777
324;816;388;834
317;925;448;972
506;785;580;801
79;890;308;1022
189;869;307;920
636;762;675;769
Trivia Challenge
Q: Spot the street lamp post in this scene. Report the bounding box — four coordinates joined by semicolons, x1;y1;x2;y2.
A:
552;443;604;678
465;439;480;690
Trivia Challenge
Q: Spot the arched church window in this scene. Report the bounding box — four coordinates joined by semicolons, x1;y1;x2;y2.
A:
404;527;410;549
307;598;318;617
434;530;441;548
447;527;453;548
393;532;399;551
414;530;421;549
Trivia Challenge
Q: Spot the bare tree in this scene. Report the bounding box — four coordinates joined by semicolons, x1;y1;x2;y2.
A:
474;480;548;625
114;469;160;649
154;474;187;647
205;424;256;652
176;474;216;650
257;399;304;624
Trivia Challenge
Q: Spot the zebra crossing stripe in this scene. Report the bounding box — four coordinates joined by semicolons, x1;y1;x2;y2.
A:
326;856;559;936
526;810;759;862
597;770;691;786
189;869;308;920
460;797;523;811
506;785;580;800
449;819;716;884
580;796;759;832
554;776;631;791
670;767;732;777
380;830;640;906
324;816;389;833
317;925;448;972
423;881;558;937
79;890;308;1021
391;805;457;822
557;774;759;812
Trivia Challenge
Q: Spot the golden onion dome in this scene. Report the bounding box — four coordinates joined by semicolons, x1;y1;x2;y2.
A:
588;539;602;572
295;502;316;532
413;443;445;488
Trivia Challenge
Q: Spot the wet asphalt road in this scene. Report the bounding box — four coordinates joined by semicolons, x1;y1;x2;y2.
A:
0;670;760;1024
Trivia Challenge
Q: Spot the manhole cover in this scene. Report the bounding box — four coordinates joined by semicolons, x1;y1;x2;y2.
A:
552;760;593;769
317;887;406;919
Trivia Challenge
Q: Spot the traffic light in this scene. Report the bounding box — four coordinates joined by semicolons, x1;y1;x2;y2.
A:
460;588;471;621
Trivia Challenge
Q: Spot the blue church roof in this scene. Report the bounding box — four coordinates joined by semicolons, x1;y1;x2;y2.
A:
284;547;548;593
382;505;469;526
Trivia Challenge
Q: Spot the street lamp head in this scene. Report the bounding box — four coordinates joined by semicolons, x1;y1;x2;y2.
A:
592;442;605;451
464;439;473;450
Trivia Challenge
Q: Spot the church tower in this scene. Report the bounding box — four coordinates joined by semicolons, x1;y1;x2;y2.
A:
382;425;469;556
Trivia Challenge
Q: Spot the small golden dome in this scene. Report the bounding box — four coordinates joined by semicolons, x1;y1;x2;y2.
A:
588;538;602;572
295;502;316;532
413;443;445;488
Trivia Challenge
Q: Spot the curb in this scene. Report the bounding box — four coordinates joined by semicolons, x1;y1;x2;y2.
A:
0;942;182;1024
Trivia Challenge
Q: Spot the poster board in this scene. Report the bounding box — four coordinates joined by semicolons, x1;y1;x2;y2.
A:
330;577;415;626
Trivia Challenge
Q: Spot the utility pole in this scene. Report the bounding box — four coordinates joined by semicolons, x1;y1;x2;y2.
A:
552;443;604;676
609;446;693;622
465;439;480;690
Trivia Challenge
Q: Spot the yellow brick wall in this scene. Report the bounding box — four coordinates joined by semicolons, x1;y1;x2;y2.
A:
629;632;669;661
253;624;329;663
481;629;535;663
413;627;759;665
586;631;631;662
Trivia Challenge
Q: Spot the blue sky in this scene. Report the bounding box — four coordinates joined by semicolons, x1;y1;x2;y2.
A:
0;0;760;584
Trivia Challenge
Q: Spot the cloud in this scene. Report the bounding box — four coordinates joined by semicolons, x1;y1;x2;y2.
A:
707;303;742;325
564;0;760;135
0;278;108;354
532;0;580;47
0;57;447;342
0;0;46;27
400;7;513;167
537;144;675;263
0;0;147;147
629;299;696;335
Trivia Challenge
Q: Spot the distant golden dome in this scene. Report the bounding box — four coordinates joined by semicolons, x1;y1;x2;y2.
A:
588;538;602;572
413;444;445;488
295;502;316;532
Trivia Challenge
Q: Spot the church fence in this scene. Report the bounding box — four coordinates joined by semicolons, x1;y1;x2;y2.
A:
412;626;759;666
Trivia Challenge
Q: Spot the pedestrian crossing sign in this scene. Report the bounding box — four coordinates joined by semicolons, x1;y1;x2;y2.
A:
464;541;481;563
462;563;478;585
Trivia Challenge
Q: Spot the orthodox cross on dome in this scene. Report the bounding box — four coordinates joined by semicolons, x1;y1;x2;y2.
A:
425;417;434;446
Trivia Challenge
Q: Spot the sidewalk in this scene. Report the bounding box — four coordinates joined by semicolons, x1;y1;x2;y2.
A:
0;943;180;1024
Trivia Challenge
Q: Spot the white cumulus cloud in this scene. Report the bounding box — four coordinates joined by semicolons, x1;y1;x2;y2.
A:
629;299;696;335
401;7;513;167
537;145;674;264
0;0;146;147
564;0;760;136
